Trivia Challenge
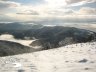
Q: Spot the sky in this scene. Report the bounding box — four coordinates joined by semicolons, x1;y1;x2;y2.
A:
0;0;96;24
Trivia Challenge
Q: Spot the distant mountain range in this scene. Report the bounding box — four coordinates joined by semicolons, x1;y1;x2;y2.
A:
0;22;43;30
0;23;96;56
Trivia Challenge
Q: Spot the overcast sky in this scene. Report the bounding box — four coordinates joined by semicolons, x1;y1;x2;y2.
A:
0;0;96;23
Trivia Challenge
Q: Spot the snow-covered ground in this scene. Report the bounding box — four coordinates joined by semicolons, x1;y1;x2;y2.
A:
0;42;96;72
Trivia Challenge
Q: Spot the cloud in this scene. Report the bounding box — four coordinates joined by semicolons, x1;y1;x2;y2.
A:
46;9;74;16
77;7;96;15
0;34;14;40
45;0;67;8
16;10;39;15
0;14;14;22
66;0;84;4
65;0;96;6
0;1;20;9
0;1;20;14
0;0;46;4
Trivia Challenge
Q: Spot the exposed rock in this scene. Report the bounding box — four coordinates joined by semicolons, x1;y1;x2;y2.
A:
78;59;88;63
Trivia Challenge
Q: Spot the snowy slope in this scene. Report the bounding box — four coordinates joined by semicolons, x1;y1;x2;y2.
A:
0;42;96;72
